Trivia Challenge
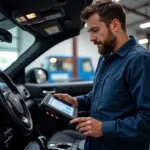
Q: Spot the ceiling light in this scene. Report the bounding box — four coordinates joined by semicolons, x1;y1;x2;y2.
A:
26;13;37;19
138;39;148;45
15;16;27;22
112;0;120;2
140;22;150;29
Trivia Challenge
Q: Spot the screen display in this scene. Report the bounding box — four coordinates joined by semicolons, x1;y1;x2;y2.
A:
48;97;74;116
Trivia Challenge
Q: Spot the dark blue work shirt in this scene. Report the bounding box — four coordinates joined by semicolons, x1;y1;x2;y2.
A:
77;36;150;150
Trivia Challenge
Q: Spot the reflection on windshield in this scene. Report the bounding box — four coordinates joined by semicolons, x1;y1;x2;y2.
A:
0;27;35;71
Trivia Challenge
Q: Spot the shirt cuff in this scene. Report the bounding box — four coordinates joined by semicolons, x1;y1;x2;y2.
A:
102;120;116;140
76;95;87;111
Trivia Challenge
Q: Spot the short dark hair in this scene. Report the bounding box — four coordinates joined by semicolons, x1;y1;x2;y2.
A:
81;0;126;31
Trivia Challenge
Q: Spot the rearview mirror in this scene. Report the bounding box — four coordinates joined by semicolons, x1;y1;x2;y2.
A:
0;28;12;43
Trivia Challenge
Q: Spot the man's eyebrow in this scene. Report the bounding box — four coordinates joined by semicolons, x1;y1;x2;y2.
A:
88;27;98;32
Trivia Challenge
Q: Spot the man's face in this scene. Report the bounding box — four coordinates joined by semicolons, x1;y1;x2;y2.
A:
87;13;117;55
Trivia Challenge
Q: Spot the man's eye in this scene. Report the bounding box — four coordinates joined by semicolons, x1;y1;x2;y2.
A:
93;29;99;33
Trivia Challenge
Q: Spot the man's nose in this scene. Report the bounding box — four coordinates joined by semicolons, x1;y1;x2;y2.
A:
90;34;97;42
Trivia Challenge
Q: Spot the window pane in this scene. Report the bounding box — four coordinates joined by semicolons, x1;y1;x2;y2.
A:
0;25;35;71
82;59;92;72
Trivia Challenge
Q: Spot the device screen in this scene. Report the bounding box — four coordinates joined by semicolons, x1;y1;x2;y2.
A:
48;97;74;116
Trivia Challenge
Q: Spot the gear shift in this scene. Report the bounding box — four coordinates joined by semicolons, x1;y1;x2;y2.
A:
37;136;48;150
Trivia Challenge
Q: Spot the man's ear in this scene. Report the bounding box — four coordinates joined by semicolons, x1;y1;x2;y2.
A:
110;19;120;32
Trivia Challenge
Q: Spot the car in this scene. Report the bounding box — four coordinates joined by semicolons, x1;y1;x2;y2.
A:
0;0;93;150
42;55;94;83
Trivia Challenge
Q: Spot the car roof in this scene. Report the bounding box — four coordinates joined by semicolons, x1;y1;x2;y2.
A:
0;0;93;38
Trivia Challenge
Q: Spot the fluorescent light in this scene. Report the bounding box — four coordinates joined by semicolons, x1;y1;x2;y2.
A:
112;0;120;2
138;39;148;45
140;22;150;29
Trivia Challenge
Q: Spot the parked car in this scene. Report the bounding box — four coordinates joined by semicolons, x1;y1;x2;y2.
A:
42;56;94;83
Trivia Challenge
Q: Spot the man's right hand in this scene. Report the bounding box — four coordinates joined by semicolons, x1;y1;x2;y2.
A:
47;93;78;119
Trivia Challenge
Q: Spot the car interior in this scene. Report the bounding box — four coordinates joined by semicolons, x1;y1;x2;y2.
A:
1;0;150;149
0;0;93;150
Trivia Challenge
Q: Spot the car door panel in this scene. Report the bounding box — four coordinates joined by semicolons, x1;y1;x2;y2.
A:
25;81;93;103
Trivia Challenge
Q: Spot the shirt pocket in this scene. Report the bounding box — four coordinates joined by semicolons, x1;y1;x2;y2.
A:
101;78;129;110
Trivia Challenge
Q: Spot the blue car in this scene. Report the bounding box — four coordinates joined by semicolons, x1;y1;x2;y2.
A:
43;56;95;83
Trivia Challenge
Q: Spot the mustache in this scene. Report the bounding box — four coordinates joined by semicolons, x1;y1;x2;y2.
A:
94;42;103;45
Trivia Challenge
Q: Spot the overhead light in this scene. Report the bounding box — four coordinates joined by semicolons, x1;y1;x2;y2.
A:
138;39;148;45
112;0;120;2
15;16;27;22
140;22;150;29
26;13;37;19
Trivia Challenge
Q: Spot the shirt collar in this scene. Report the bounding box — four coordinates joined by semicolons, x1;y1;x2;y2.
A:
115;35;137;57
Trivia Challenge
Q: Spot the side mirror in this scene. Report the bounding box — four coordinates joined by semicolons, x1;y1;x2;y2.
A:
0;28;12;43
26;68;48;83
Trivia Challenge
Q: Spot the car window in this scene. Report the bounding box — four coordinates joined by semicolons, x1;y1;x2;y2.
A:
26;26;99;83
0;26;35;71
82;59;92;72
47;58;73;72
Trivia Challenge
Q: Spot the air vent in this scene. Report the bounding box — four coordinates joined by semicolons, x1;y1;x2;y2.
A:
23;88;30;98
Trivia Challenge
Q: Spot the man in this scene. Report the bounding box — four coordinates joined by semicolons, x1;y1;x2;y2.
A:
54;0;150;149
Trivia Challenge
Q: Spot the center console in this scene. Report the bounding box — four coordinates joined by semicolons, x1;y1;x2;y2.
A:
35;136;78;150
48;142;77;150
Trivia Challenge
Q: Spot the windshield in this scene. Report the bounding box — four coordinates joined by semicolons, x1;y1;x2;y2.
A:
0;26;35;70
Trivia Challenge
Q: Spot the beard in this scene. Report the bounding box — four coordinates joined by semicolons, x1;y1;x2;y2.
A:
97;29;117;56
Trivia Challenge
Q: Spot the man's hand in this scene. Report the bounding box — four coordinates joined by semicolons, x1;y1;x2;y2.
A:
70;117;103;137
54;93;78;108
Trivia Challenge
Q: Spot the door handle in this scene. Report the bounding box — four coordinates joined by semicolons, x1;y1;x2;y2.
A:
42;90;56;94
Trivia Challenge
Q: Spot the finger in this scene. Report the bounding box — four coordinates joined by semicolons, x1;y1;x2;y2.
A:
70;117;87;124
83;131;91;137
46;111;50;115
76;121;88;130
54;93;62;98
54;93;67;99
79;127;86;133
54;94;71;104
79;126;90;133
50;114;55;117
56;116;59;119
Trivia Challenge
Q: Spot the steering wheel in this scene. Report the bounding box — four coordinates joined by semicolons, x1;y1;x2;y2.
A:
0;70;33;135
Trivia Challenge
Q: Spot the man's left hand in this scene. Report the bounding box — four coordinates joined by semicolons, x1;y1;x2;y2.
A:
70;117;103;137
